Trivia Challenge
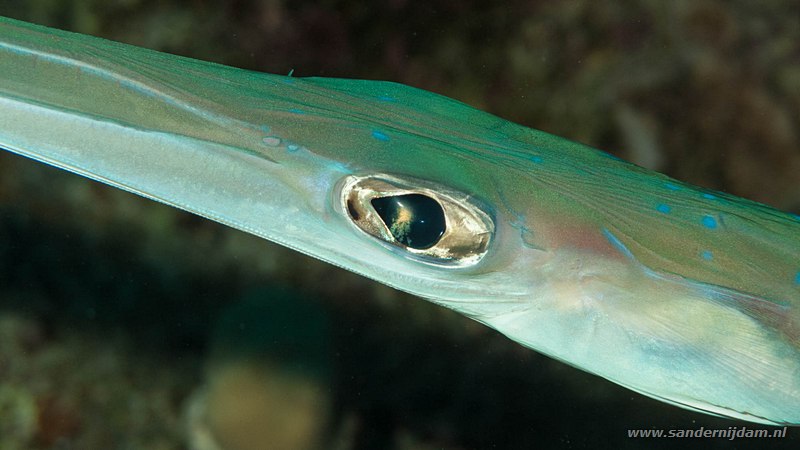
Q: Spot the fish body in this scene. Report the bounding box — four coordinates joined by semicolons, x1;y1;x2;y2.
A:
0;17;798;424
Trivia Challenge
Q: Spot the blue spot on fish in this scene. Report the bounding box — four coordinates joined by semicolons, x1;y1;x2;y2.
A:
287;144;299;152
792;214;800;221
530;156;543;163
702;193;717;200
371;130;390;142
656;204;672;214
289;108;305;115
701;250;713;261
701;215;718;229
664;182;681;191
795;271;800;285
377;95;396;102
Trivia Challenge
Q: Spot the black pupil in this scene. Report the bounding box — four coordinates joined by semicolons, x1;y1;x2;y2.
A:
371;194;446;249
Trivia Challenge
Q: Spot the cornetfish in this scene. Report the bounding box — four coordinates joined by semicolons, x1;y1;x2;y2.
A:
0;17;798;425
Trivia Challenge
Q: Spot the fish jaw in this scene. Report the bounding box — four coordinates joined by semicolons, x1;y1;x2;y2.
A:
477;247;800;425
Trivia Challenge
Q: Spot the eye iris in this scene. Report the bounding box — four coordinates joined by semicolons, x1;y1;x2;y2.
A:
371;194;446;249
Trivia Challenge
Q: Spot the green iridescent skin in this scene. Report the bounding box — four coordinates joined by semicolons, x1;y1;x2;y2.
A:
1;17;798;425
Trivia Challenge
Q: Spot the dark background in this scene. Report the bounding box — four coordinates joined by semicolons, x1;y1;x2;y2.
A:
0;1;798;449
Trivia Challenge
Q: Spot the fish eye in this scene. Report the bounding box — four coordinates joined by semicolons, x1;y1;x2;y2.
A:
371;194;446;249
339;174;493;266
